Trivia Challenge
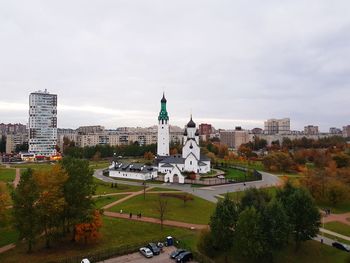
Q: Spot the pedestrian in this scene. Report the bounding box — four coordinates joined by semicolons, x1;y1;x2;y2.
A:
120;209;123;214
139;213;142;218
129;212;132;219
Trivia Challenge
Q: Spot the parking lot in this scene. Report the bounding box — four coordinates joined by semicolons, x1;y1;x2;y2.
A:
99;246;197;263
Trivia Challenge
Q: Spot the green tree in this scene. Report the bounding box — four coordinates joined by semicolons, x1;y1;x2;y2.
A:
60;157;95;239
234;207;265;260
261;199;290;260
325;180;348;206
12;169;41;253
240;187;271;212
210;195;238;262
277;183;320;249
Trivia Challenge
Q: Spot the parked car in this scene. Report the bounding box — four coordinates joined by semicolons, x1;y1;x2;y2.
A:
217;175;225;179
170;249;187;259
147;243;161;255
176;251;193;262
81;259;90;263
139;247;153;258
332;242;350;252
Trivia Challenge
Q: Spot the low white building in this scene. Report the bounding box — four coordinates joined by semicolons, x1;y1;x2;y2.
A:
109;162;157;181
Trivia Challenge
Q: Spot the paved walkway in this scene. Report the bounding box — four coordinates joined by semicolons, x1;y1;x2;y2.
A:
320;228;350;241
323;212;350;226
104;211;208;230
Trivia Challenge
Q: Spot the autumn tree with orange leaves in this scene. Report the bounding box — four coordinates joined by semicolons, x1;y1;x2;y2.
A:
75;210;103;244
34;165;68;248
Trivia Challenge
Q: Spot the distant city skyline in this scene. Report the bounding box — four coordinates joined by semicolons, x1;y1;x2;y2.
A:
1;1;349;131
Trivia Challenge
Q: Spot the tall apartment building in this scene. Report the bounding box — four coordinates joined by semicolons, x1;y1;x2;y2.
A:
264;118;290;135
304;125;319;135
28;90;57;156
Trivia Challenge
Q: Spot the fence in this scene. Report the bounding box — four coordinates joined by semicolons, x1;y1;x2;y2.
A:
154;166;262;186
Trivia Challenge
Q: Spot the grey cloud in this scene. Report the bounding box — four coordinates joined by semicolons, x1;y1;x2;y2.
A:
0;0;350;131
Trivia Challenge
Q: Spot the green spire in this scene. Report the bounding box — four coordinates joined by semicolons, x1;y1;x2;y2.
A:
158;93;169;121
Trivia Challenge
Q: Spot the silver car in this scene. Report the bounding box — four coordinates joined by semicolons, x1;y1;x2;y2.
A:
139;247;153;258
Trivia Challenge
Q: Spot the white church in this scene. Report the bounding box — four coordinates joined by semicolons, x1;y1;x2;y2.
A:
108;93;211;183
156;93;211;183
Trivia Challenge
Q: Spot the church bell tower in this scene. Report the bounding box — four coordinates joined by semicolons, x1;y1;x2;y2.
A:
157;93;170;156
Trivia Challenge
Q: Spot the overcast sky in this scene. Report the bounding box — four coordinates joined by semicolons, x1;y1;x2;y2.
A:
0;1;349;131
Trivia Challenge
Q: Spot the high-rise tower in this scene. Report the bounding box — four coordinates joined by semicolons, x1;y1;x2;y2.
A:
157;93;170;156
28;89;57;156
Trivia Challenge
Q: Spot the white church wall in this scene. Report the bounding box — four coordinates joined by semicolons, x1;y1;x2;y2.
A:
164;166;185;183
184;154;199;173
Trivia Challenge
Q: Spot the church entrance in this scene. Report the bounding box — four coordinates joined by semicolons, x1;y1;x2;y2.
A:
173;174;179;184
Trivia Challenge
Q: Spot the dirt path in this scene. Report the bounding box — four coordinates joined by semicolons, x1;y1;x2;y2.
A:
93;192;140;198
102;187;154;210
13;168;20;188
104;211;208;230
323;212;350;226
0;243;16;254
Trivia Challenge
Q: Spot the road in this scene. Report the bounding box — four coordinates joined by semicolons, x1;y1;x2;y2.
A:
94;169;281;203
99;246;197;263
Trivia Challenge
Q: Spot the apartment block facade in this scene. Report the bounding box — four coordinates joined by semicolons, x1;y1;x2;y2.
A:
264;118;290;135
28;90;57;156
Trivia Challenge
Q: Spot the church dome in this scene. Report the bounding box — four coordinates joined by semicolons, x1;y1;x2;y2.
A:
183;129;188;136
187;115;196;128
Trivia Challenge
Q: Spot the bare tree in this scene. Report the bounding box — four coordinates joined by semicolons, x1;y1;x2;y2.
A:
157;195;168;230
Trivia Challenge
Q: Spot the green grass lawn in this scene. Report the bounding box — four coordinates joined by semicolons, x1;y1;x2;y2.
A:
89;160;111;170
218;159;265;171
148;187;181;192
221;167;247;180
10;163;54;172
209;240;349;263
0;217;199;263
316;200;350;214
0;168;16;182
0;227;19;247
224;186;278;202
0;210;19;247
93;194;129;209
273;240;349;263
324;221;350;237
108;193;215;225
93;178;143;195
